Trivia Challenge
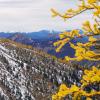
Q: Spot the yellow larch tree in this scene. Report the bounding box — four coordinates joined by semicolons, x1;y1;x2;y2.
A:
51;0;100;61
51;0;100;100
52;66;100;100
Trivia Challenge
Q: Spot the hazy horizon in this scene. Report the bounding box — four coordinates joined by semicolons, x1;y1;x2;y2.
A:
0;0;93;32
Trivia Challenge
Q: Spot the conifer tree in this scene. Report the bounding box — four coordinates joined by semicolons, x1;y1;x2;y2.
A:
51;0;100;99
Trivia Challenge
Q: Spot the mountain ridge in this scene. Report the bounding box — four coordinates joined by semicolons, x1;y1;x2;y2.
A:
0;30;85;58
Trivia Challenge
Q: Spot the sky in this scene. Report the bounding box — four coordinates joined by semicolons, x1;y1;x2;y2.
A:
0;0;93;32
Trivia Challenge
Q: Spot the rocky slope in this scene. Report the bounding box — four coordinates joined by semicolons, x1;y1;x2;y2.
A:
0;39;83;100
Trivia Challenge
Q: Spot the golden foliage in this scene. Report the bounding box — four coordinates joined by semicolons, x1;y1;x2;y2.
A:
65;42;100;61
81;66;100;86
51;0;100;100
52;66;100;100
51;0;100;62
51;0;100;19
88;0;97;4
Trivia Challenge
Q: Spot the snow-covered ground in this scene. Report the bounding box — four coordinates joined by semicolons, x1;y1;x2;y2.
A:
0;41;83;100
0;43;35;100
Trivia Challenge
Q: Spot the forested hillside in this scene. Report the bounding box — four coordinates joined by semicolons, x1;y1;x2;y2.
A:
0;39;84;100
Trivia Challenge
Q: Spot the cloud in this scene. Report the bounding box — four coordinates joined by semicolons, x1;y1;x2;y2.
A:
0;0;93;32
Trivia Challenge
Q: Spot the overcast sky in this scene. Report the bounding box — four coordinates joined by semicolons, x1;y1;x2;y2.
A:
0;0;93;32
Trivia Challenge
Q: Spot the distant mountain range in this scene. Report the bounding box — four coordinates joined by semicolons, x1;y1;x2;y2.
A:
0;30;60;39
0;32;12;38
0;30;87;58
